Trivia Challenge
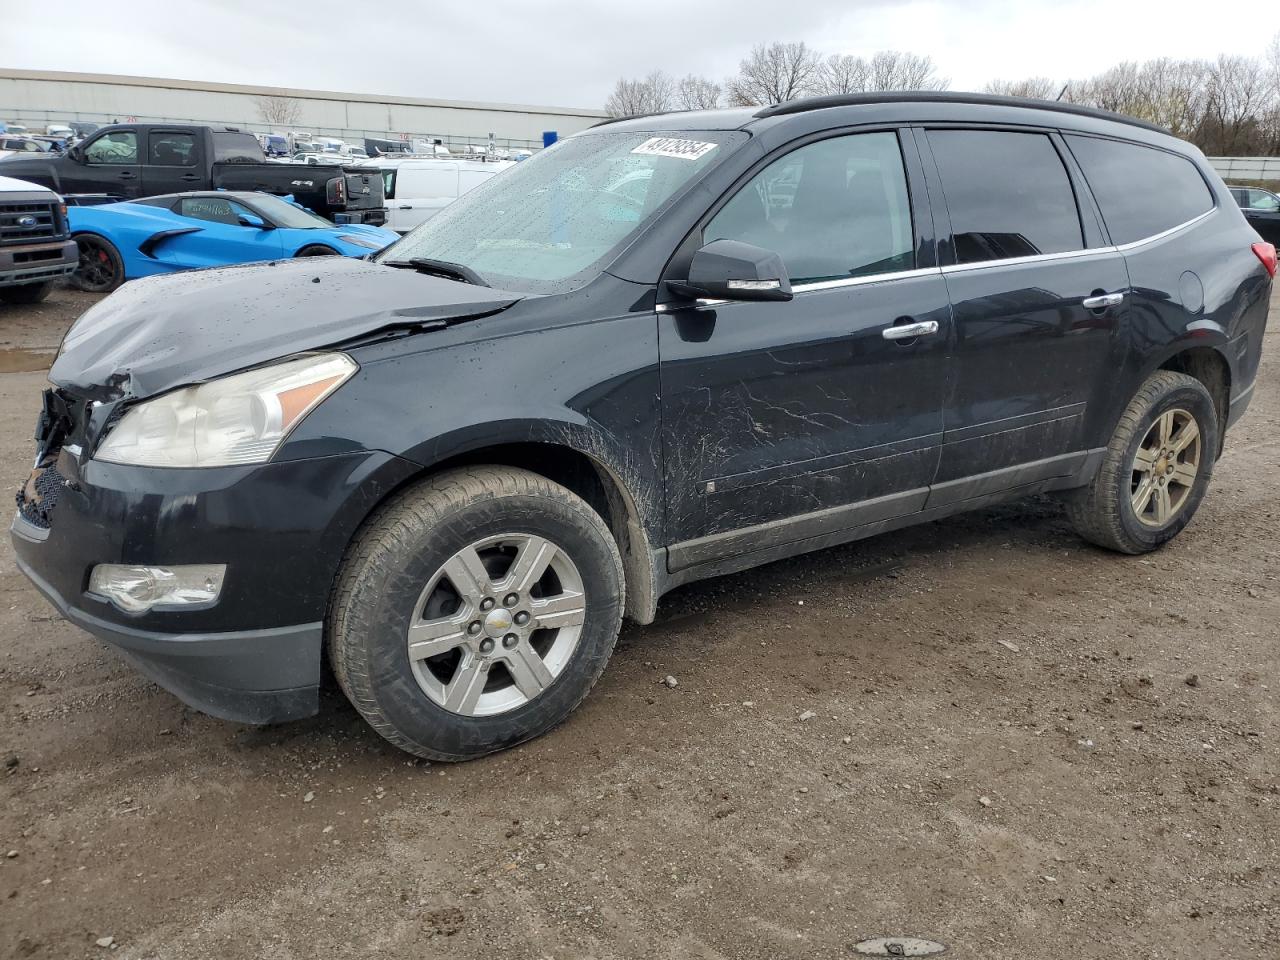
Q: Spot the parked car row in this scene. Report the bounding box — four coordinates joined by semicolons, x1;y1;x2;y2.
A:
0;172;396;303
0;122;388;225
1;116;528;242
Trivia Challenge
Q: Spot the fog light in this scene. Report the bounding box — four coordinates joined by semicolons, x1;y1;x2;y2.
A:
88;564;226;613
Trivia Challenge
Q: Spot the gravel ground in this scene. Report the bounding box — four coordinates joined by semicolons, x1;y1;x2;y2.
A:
0;284;1276;960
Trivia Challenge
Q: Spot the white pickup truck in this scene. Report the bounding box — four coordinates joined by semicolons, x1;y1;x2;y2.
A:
358;156;514;233
0;174;77;304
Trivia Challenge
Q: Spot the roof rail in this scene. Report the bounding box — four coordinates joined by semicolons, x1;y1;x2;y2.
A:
753;91;1168;134
590;111;674;128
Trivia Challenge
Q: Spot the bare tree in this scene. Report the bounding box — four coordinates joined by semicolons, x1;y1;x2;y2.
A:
1067;62;1149;116
814;54;870;96
1138;58;1210;138
727;42;822;106
676;74;722;110
866;51;947;91
254;95;302;128
1064;53;1276;155
1202;54;1269;154
984;77;1057;100
604;34;1280;157
604;71;675;117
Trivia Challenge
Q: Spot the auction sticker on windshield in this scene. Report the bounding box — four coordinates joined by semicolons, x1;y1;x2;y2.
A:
630;137;718;161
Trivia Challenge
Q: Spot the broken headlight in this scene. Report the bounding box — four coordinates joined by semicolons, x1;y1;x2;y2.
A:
95;353;357;468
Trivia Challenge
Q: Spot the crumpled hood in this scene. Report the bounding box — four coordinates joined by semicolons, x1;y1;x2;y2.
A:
51;256;521;399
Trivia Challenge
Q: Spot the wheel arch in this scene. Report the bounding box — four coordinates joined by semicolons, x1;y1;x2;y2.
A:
1155;343;1231;457
294;243;340;257
420;441;658;623
339;436;662;625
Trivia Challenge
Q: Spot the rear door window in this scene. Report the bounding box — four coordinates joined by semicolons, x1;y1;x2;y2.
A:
1065;135;1214;245
149;131;196;166
927;129;1084;263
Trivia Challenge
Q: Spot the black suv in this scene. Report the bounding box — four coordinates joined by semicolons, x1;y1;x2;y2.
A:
12;93;1271;761
1229;185;1280;244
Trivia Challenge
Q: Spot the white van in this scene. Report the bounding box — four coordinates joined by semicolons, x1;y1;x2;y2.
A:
362;157;514;233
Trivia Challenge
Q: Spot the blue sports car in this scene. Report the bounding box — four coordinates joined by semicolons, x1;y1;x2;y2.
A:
68;191;398;292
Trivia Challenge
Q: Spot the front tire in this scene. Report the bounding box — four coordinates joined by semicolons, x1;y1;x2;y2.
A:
328;466;625;761
1066;370;1218;554
0;281;53;304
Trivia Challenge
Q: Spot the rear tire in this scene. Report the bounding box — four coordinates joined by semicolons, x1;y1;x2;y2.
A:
0;281;53;304
295;244;338;257
1066;370;1217;554
328;466;625;761
71;234;124;292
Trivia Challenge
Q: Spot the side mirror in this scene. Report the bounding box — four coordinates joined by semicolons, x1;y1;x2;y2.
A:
667;238;793;303
237;213;268;229
68;144;85;163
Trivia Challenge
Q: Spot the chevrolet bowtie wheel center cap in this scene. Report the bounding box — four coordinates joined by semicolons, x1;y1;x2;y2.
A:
483;608;515;638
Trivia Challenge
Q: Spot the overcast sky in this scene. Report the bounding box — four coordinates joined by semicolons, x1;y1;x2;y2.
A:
3;0;1265;109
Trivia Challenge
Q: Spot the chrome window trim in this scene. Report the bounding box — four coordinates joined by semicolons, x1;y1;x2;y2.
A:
654;208;1217;312
1113;207;1215;252
792;266;943;293
939;245;1113;275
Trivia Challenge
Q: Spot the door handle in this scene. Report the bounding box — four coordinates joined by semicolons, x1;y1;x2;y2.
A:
180;173;200;181
117;171;137;180
882;319;939;341
1082;292;1125;309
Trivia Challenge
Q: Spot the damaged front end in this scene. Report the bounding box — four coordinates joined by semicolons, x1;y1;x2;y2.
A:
15;386;103;533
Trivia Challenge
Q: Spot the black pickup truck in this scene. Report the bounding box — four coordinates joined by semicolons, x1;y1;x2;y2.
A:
0;124;386;225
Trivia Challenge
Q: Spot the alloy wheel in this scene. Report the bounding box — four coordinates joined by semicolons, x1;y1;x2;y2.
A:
76;238;116;291
406;534;586;716
1130;408;1201;527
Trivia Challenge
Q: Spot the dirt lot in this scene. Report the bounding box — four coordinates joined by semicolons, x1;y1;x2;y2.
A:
0;285;1276;960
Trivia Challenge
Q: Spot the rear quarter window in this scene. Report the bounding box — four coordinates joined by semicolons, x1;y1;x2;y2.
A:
212;133;264;163
1066;135;1214;245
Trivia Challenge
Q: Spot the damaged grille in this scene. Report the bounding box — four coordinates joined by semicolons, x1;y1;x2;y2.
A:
16;459;66;530
0;201;59;245
16;388;82;531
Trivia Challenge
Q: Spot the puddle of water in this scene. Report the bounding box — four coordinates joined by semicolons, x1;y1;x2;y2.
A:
0;348;56;373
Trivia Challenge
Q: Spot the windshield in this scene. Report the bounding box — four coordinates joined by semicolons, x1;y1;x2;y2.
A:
249;194;333;229
376;129;746;293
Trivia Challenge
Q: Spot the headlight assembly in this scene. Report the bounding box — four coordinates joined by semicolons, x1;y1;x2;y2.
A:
95;353;357;468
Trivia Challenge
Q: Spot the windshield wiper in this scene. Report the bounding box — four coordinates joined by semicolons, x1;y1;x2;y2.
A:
383;257;489;287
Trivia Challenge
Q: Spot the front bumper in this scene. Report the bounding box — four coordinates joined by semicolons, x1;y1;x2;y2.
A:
14;538;321;723
0;239;77;288
10;446;421;724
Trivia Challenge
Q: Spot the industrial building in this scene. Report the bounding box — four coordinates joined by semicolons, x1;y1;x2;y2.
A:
0;68;606;152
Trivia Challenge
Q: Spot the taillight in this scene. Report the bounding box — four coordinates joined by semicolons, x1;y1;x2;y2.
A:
1252;241;1277;277
326;176;347;206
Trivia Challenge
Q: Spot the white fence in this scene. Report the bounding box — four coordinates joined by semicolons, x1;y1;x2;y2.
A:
1209;157;1280;182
